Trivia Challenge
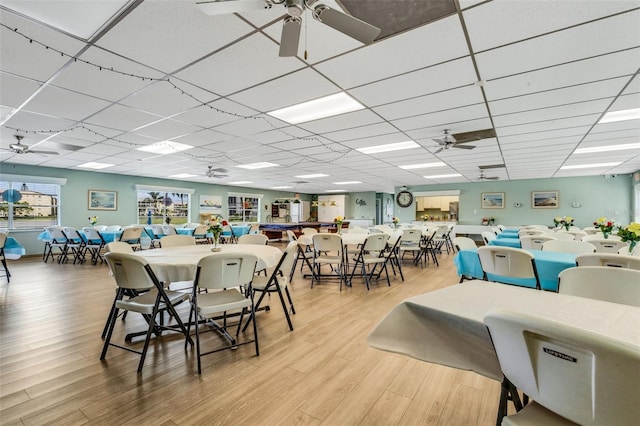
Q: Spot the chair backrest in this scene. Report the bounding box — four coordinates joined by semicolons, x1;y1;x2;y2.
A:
83;227;104;242
519;235;557;250
542;240;596;253
150;225;164;237
104;252;157;291
45;226;67;241
94;225;108;231
162;225;177;235
453;237;477;251
249;223;261;234
192;225;209;237
575;253;640;270
120;226;144;242
0;232;7;248
481;231;496;245
566;229;588;239
477;246;538;281
401;229;422;244
518;229;544;238
194;253;258;290
582;226;598;235
582;233;622;241
578;238;627;254
105;225;122;232
558;266;640;306
160;234;196;247
104;241;135;253
550;231;575;240
63;227;83;242
312;233;343;254
274;241;298;284
618;245;639;256
524;224;549;230
368;227;383;234
237;234;268;245
286;230;298;241
362;233;390;252
485;309;640;425
301;227;318;235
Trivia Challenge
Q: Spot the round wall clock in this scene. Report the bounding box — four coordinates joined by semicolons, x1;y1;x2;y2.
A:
396;190;414;208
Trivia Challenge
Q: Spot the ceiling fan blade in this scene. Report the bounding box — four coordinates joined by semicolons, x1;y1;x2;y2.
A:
486;176;499;180
433;147;444;154
196;0;267;15
452;144;476;150
28;150;59;155
432;138;446;145
312;5;380;45
279;16;301;57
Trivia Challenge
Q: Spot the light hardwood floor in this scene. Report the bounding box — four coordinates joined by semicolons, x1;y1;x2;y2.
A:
0;243;504;425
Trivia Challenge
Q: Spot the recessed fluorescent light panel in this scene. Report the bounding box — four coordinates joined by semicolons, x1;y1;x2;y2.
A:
169;173;198;178
599;108;640;123
236;162;278;170
423;173;462;179
399;162;445;170
228;181;253;185
136;141;193;155
295;174;328;178
333;181;362;185
561;162;621;170
325;189;347;192
357;141;419;154
574;143;640;154
77;162;114;169
267;92;364;124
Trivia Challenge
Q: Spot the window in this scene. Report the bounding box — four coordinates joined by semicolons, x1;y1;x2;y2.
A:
0;180;61;229
137;189;191;226
228;195;260;223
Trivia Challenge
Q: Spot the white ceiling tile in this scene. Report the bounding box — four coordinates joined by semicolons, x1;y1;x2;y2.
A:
23;85;112;121
0;72;41;108
85;104;163;132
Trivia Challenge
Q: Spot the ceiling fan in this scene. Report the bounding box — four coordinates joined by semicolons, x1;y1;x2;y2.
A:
4;135;59;155
478;169;499;181
206;166;229;178
432;129;477;154
196;0;381;57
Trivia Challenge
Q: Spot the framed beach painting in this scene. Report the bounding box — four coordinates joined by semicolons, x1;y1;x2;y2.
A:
532;191;559;209
88;190;117;210
481;192;505;209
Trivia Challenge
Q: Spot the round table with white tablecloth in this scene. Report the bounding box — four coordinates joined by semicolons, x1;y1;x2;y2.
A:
131;244;282;283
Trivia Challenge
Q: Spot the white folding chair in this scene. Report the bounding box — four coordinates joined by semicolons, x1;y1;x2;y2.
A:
82;227;107;265
558;266;640;306
159;234;196;248
542;240;596;254
237;234;269;245
575;253;640;270
578;238;627;254
311;233;347;290
485;309;640;426
519;235;557;251
348;233;390;290
119;226;144;251
477;246;540;290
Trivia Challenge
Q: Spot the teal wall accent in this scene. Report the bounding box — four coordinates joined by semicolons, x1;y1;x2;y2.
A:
346;192;376;220
394;175;634;227
2;164;310;255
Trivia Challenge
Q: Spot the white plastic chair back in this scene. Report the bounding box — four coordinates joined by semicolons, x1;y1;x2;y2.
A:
486;309;640;426
104;252;156;291
46;226;67;241
477;246;538;280
519;235;557;251
237;234;268;245
618;245;640;256
558;266;640;306
105;225;122;232
94;225;108;231
401;229;422;245
104;241;134;253
453;237;476;251
575;253;640;270
83;227;104;242
362;233;390;252
160;235;196;247
481;231;496;245
550;232;575;240
162;225;177;235
286;230;298;241
578;238;627;254
195;253;258;291
368;227;383;234
518;229;543;238
582;233;622;241
312;233;343;254
542;240;596;254
301;227;318;235
566;229;588;240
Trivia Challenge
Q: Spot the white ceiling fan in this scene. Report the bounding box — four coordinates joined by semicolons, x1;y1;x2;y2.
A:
206;166;229;178
478;169;499;181
432;129;477;154
4;135;59;156
196;0;381;57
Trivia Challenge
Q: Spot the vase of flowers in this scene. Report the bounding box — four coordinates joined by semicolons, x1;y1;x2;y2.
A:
208;221;224;250
392;217;399;229
593;217;615;239
334;216;344;234
617;222;640;255
422;215;430;222
88;216;98;227
482;216;496;226
553;216;573;231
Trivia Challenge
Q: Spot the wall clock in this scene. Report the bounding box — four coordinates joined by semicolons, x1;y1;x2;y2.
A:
396;190;414;208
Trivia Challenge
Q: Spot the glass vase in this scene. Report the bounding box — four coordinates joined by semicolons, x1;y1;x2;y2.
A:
628;241;637;255
336;223;342;234
603;231;610;239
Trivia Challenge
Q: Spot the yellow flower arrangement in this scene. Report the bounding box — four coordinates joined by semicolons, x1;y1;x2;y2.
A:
88;216;98;226
553;216;573;231
617;222;640;254
593;217;615;238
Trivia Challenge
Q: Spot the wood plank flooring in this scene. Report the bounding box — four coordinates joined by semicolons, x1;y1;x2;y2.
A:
0;243;504;425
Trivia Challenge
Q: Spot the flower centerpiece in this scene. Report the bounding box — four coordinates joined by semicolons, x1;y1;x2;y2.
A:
334;216;344;234
422;214;430;222
593;217;615;239
553;216;573;231
207;221;224;248
616;222;640;255
392;217;400;228
482;216;496;226
88;216;98;226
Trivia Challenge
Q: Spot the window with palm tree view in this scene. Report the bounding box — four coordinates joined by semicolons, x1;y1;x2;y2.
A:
137;190;190;225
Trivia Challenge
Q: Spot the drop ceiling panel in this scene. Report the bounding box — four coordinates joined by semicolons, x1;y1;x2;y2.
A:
496;121;594;137
85;104;163;132
132;119;202;140
3;109;76;134
392;104;490;132
464;0;638;52
297;109;383;135
315;14;470;89
0;72;41;108
493;101;608;127
172;99;258;128
322;122;399;143
22;85;112;121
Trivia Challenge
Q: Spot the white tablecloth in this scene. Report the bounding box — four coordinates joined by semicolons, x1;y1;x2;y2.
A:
367;280;640;381
132;244;282;283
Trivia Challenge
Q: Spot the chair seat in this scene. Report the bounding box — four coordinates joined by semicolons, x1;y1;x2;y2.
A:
196;289;252;317
502;401;576;425
115;289;187;314
316;254;343;263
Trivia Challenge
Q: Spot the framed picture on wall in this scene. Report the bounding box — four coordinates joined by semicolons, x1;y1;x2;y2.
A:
88;190;117;210
531;190;559;209
481;192;505;209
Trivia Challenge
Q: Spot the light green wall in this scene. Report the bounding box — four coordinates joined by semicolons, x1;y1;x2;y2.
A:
394;175;634;227
345;192;377;220
2;164;310;255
